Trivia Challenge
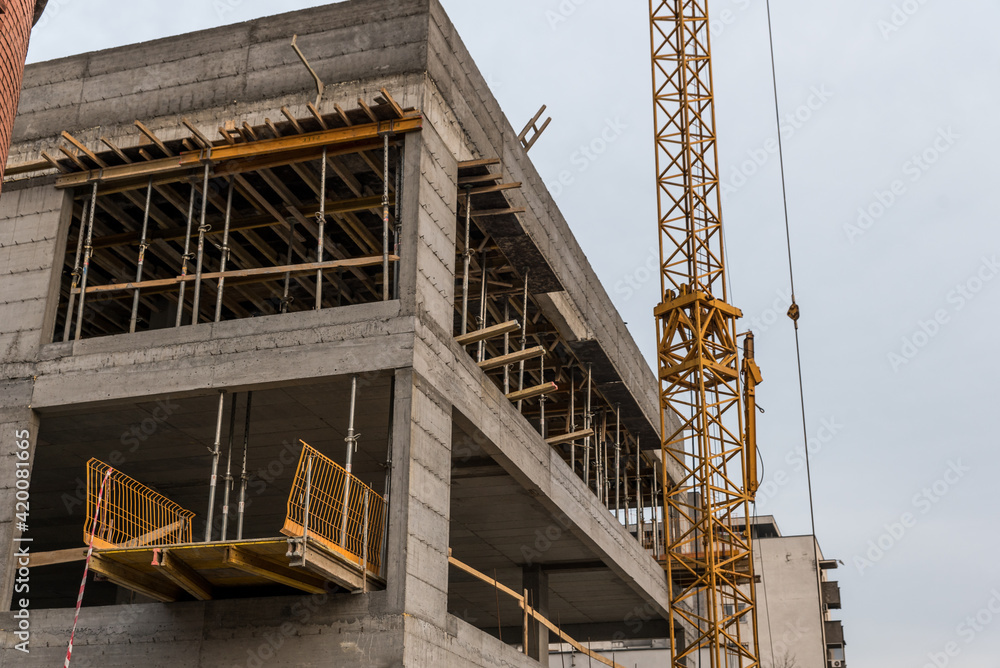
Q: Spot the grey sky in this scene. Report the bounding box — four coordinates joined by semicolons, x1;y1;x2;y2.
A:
24;1;1000;665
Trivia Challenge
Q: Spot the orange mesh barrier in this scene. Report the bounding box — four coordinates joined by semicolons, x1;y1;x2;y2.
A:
282;441;385;577
84;459;195;549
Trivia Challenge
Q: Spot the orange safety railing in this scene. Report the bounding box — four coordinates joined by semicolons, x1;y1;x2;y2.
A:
84;459;196;549
282;441;386;577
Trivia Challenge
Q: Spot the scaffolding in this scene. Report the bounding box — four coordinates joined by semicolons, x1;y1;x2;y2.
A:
76;437;386;601
34;90;418;340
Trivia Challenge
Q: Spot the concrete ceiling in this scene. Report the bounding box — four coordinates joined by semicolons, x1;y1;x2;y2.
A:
448;420;661;635
33;373;394;553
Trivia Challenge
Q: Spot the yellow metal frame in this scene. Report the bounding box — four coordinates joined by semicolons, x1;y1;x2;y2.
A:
84;458;195;549
650;1;761;666
281;441;386;577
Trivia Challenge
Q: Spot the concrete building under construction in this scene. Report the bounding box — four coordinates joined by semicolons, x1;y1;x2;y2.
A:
0;2;691;665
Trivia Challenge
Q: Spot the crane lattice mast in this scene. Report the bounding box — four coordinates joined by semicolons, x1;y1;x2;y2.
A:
649;1;762;666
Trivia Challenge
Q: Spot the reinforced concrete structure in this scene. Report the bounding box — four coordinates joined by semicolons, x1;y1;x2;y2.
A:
0;1;690;665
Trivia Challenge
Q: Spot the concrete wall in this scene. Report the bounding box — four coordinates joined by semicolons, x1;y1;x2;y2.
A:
754;536;826;668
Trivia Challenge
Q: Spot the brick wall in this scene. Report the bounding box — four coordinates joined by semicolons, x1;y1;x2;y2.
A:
0;0;34;195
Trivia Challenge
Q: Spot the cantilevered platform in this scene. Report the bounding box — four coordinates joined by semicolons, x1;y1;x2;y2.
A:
84;535;383;603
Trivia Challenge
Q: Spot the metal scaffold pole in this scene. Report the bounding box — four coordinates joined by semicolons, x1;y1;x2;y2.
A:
191;164;211;323
381;133;391;301
73;182;99;341
583;365;592;487
175;181;197;327
220;392;238;540
461;186;472;335
315;147;328;310
213;178;235;323
63;197;88;342
204;390;226;542
128;178;153;333
236;391;253;539
340;375;359;547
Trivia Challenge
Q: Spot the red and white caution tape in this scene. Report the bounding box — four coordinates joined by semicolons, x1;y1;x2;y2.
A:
64;467;112;668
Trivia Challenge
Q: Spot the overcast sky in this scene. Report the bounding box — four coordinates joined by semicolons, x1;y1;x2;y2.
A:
25;1;1000;666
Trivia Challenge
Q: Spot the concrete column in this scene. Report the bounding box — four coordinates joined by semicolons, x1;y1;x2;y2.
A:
396;120;459;331
522;565;550;660
384;368;453;627
0;384;38;611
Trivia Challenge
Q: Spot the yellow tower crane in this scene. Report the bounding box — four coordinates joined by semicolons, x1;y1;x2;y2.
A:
649;1;762;666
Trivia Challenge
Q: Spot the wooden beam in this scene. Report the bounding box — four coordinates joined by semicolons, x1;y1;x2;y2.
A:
455;319;520;346
447;555;623;668
458;158;500;170
55;115;423;190
506;382;558;403
457;173;501;186
224;546;327;594
85;519;185;548
90;556;181;603
29;547;87;568
467;182;521;196
154;550;213;601
378;87;405;118
545;429;596;446
477;345;545;371
76;255;397;295
3;158;52;177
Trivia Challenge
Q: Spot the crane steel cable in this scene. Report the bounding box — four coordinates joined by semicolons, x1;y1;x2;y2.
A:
763;0;829;653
